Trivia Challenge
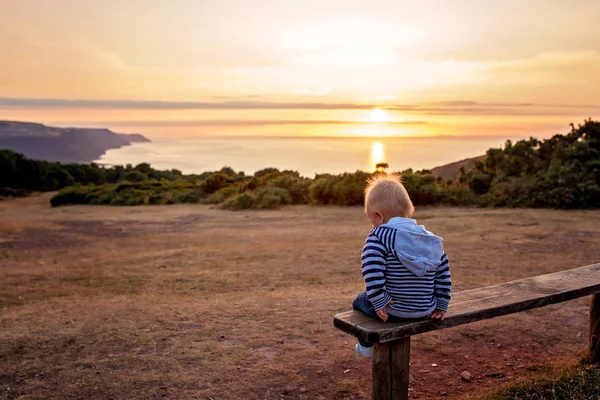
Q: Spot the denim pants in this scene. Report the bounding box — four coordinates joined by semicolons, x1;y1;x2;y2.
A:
352;291;378;347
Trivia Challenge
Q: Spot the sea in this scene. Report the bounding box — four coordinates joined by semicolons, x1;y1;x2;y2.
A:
95;136;520;177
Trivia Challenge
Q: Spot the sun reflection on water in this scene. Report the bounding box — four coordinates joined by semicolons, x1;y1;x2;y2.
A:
370;141;386;171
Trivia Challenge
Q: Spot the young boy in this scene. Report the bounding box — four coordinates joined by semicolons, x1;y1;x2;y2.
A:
353;173;451;358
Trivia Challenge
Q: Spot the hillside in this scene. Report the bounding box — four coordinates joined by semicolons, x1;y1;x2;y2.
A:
431;155;486;181
0;121;150;163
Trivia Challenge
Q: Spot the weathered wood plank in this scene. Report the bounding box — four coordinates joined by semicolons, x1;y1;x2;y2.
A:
591;294;600;363
390;337;410;400
372;343;391;400
334;263;600;344
371;338;411;400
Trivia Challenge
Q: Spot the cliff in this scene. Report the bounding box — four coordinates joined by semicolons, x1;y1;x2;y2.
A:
0;121;151;163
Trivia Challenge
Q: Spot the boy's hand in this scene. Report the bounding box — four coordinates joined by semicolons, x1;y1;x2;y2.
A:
429;309;447;321
376;299;395;322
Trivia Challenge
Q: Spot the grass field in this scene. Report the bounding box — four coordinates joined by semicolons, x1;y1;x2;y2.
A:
1;194;600;399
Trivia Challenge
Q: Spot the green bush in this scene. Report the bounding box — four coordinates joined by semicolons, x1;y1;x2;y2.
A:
122;170;147;183
309;177;334;205
440;184;478;206
201;172;230;194
177;191;202;204
50;185;92;207
309;171;369;205
256;186;292;208
267;174;310;204
219;186;292;210
254;167;279;178
221;192;257;210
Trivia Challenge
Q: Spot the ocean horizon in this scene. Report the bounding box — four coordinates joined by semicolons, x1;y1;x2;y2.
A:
95;135;523;177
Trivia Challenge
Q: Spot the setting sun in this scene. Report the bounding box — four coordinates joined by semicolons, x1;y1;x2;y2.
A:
369;108;387;123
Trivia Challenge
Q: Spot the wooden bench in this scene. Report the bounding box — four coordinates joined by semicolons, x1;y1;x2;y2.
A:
333;263;600;400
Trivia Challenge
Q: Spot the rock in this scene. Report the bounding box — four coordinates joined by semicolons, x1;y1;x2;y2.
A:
485;372;505;378
299;387;308;393
460;371;472;382
283;385;297;394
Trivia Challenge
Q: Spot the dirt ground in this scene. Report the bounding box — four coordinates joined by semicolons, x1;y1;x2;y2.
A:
1;194;600;400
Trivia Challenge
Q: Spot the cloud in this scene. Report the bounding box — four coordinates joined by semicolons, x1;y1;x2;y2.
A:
0;97;374;109
291;88;312;95
81;119;428;127
189;43;280;70
292;87;331;96
214;94;262;100
0;97;598;116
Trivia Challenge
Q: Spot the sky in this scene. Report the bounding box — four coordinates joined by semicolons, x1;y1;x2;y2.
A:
1;0;600;138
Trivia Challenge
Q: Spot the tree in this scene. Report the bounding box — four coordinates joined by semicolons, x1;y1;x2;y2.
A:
375;162;389;173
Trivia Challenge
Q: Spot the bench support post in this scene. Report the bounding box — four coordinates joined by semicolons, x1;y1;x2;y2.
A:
372;337;410;400
591;294;600;363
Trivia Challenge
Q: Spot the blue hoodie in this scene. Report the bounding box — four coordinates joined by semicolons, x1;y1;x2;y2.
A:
361;217;452;318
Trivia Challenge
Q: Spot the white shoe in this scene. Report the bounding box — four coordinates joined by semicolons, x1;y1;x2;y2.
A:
355;342;373;359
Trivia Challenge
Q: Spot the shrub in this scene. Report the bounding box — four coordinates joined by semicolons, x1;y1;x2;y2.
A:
50;185;90;207
201;172;230;193
256;186;292;208
267;174;310;204
309;171;370;205
221;192;257;210
468;173;493;195
254;167;279;178
177;191;202;204
309;177;335;205
123;170;148;183
440;184;478;206
219;187;292;210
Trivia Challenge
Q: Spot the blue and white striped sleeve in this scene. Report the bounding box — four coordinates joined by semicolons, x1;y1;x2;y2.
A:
361;231;392;311
434;252;452;311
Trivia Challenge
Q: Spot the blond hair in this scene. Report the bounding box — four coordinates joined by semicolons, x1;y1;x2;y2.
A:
364;173;414;219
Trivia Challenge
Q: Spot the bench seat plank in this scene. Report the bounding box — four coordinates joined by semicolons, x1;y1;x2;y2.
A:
334;263;600;344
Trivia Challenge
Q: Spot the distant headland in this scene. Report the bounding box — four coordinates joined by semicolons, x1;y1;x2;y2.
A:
0;120;150;163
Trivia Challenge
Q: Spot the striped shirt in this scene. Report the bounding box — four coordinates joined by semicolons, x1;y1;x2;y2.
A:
362;227;452;318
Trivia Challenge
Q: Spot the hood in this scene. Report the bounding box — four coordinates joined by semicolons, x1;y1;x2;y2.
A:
375;217;444;277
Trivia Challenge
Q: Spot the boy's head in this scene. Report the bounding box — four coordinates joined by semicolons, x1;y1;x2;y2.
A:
364;173;414;227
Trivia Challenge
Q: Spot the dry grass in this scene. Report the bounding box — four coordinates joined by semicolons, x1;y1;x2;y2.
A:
468;362;600;400
1;194;600;399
